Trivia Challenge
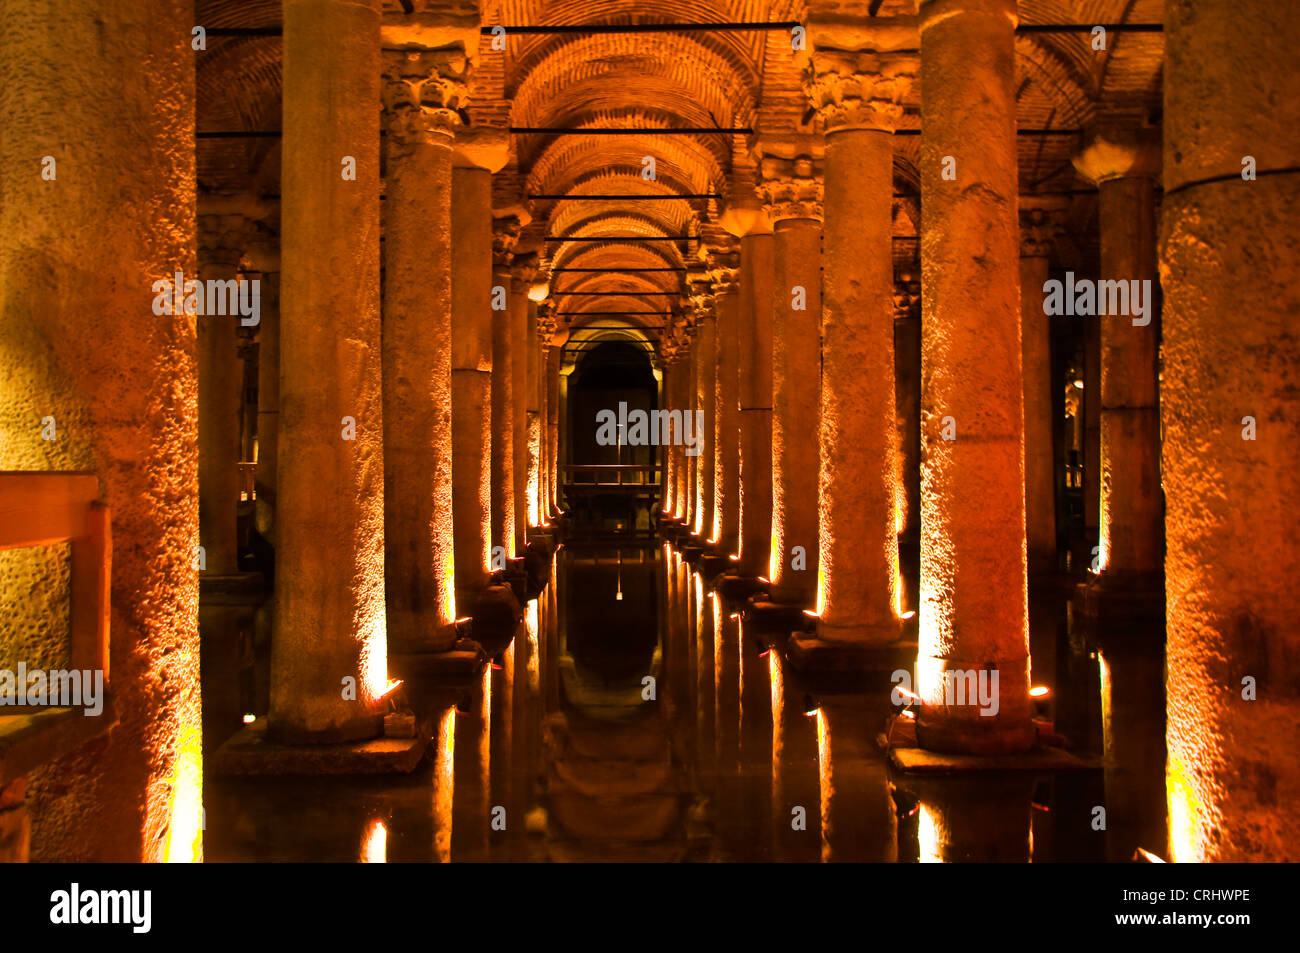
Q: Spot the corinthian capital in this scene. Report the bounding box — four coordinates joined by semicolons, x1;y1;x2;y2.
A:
755;153;824;223
803;49;917;133
382;48;469;150
1019;196;1070;259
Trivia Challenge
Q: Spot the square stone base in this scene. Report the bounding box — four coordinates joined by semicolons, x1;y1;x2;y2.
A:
210;719;431;776
888;742;1098;774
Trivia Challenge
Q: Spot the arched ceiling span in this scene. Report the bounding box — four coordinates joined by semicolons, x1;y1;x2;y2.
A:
196;0;1167;353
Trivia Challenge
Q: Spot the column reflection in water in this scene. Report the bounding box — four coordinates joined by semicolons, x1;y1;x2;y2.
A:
907;776;1034;862
817;698;897;862
452;667;491;861
738;619;773;860
769;651;820;861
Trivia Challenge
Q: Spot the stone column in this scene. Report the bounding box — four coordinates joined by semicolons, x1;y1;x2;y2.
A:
736;225;774;577
246;240;280;543
526;303;544;527
382;47;465;650
1160;0;1300;861
197;213;248;576
270;0;385;743
451;132;507;606
0;0;198;859
659;342;684;519
709;252;741;552
757;148;823;604
546;341;562;517
803;48;916;644
689;278;716;540
679;322;696;527
490;214;523;561
1019;198;1067;577
511;259;538;551
916;0;1032;754
1074;131;1163;607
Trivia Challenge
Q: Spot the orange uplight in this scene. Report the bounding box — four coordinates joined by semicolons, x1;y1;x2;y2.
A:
362;819;387;863
162;719;204;863
1029;685;1050;697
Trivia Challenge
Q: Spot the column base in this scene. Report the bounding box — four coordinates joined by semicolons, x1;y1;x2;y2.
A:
211;718;428;776
788;634;917;677
463;584;523;656
913;655;1036;756
698;553;731;578
713;572;768;601
744;599;815;634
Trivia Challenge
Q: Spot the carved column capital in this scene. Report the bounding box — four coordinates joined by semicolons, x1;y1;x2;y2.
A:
1018;196;1071;258
755;154;824;223
382;48;469;151
198;210;253;271
803;49;918;133
1072;126;1162;185
492;213;525;267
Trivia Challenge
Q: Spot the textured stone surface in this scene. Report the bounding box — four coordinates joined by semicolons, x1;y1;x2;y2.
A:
1160;0;1300;862
0;0;199;860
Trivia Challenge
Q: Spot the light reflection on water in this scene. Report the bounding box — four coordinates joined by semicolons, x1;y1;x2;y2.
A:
206;542;1163;863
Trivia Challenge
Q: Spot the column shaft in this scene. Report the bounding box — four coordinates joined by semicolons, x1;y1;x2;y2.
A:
1098;177;1160;578
916;0;1032;753
271;0;384;742
382;89;457;649
769;219;821;602
1020;251;1056;575
490;260;514;559
254;271;280;542
738;232;774;576
713;288;740;551
817;126;899;642
511;278;529;550
693;313;716;538
1160;0;1300;861
451;165;493;602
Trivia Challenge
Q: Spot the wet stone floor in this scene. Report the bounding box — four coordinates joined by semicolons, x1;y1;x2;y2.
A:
206;544;1165;862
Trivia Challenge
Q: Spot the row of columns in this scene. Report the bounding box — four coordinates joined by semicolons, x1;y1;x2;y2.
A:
657;0;1167;756
262;3;563;743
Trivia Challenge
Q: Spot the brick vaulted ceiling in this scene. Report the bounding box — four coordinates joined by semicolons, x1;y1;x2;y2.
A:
196;0;1164;344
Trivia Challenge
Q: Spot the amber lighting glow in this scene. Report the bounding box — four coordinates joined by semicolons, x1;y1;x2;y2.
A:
361;819;387;863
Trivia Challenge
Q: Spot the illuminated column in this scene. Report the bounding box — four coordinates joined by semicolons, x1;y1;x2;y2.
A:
894;281;921;552
679;323;696;526
0;0;198;859
546;340;562;516
451;132;507;605
511;258;537;550
736;221;774;577
381;48;464;651
197;213;248;576
659;343;683;518
271;0;384;742
916;0;1032;754
709;251;741;552
804;48;916;643
526;302;544;526
1018;198;1067;576
247;240;280;544
689;276;716;539
1073;131;1162;598
490;214;523;560
757;147;822;604
1161;0;1300;861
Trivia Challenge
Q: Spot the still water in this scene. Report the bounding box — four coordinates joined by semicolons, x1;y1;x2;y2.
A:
206;544;1165;862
